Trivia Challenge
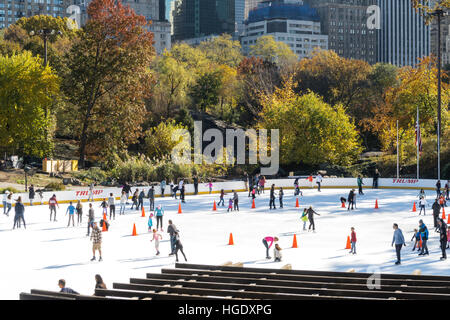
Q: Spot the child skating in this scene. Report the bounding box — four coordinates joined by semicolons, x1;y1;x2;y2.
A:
227;198;233;212
148;213;153;232
218;189;225;206
274;239;282;262
301;208;308;231
411;228;421;251
151;229;162;255
349;227;357;254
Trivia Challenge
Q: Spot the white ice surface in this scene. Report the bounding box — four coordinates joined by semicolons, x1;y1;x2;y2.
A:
0;187;448;299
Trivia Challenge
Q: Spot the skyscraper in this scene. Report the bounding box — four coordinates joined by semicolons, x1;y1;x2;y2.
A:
304;0;378;64
378;0;430;67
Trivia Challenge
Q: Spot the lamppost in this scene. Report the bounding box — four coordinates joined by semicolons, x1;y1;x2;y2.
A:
429;7;448;180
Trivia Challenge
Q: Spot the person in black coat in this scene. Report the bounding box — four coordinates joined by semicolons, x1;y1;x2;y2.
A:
13;196;26;229
347;189;355;211
436;180;442;197
269;184;276;210
372;169;380;189
432;199;441;232
438;219;448;260
193;176;199;195
174;231;187;263
307;206;320;232
180;185;186;203
279;187;284;208
28;185;35;206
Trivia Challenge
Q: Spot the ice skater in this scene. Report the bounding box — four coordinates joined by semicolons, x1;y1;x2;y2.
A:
12;197;26;229
438;219;447;260
155;204;164;231
316;173;323;192
2;190;9;215
131;189;138;209
99;198;108;215
148;213;153;232
349;227;356;254
301;208;308;231
279;187;284;208
49;194;59;222
90;222;103;261
137;189;145;210
76;200;83;225
151;228;162;255
269;184;276;210
227;198;233;212
66;201;76;227
347;189;355;211
160;179;166;197
87;203;95;236
5;192;12;216
392;223;406;265
262;236;277;259
174;231;187;262
206;181;213;194
307;206;320;232
148;186;155;211
274;239;282;262
218;189;225;206
357;176;364;195
88;182;95;202
108;193;115;219
411;228;421;252
180;185;186;203
167;220;178;256
233;191;239;211
28;184;35;206
418;219;429;256
418;196;427;215
119;191;127;215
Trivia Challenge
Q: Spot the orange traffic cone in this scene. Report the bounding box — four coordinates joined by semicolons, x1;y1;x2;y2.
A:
442;207;446;220
178;203;182;214
341;201;346;208
132;223;137;236
375;199;379;209
345;236;351;249
412;202;417;212
251;199;256;209
228;233;234;245
213;200;217;211
141;206;146;217
447;212;450;224
292;234;298;248
295;198;299;208
103;213;107;221
102;220;107;232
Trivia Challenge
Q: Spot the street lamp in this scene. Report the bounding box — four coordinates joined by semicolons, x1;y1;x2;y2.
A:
429;7;448;180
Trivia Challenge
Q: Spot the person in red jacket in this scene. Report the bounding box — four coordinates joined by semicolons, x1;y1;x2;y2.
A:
349;227;357;254
49;194;59;222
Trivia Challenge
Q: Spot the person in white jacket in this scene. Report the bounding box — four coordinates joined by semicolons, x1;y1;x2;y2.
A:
2;190;9;215
119;191;127;215
418;197;427;216
316;173;323;192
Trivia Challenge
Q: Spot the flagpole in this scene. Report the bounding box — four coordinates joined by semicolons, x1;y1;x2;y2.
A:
417;106;419;180
396;120;399;179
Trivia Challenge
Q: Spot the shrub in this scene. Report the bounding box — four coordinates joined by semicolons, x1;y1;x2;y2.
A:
0;187;21;194
45;182;66;191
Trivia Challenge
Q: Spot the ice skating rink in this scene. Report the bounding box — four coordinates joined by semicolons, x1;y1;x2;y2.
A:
0;187;447;299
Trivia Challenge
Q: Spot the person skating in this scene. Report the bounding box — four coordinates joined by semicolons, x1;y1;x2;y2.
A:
262;236;277;259
259;176;266;194
169;180;174;198
347;189;355;211
233;191;239;211
90;222;103;261
294;178;299;196
227;198;233;212
307;206;320;232
155;204;164;231
160;179;166;197
49;194;59;222
58;279;79;294
247;173;252;197
130;189;138;210
445;180;449;200
301;208;308;231
349;227;357;254
38;189;44;205
316;173;323;192
357;176;364;195
76;200;83;226
439;194;447;208
432;199;441;232
88;182;95;202
167;220;178;256
119;191;127;215
418;219;429;256
28;184;35;206
137;190;145;210
392;223;406;265
418;197;427;215
436;180;442;197
352;189;357;209
108;193;116;220
147;186;155;211
86;203;95;236
418;189;426;199
180;185;186;203
269;184;276;210
193;176;198;195
372;169;380;189
206;181;213;195
99;198;108;216
274;239;282;262
12;196;25;229
151;228;162;255
340;197;347;207
279;187;284;208
2;190;9;215
148;213;153;232
66;201;76;227
447;226;450;249
174;231;187;262
4;192;12;216
251;187;256;200
411;228;421;252
438;219;448;260
218;189;225;206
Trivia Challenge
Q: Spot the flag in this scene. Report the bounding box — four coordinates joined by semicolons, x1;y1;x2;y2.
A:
415;118;422;154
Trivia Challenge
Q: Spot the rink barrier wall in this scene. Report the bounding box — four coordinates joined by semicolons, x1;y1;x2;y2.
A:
0;177;443;206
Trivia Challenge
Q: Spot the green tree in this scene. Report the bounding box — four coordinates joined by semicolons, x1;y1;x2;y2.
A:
188;70;222;113
0;52;59;156
197;34;243;68
250;35;298;67
258;79;361;166
63;0;155;167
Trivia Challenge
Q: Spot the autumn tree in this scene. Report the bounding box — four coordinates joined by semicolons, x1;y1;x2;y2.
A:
0;52;59;157
144;120;190;160
258;79;362;166
197;34;243;68
249;35;298;69
63;0;154;168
